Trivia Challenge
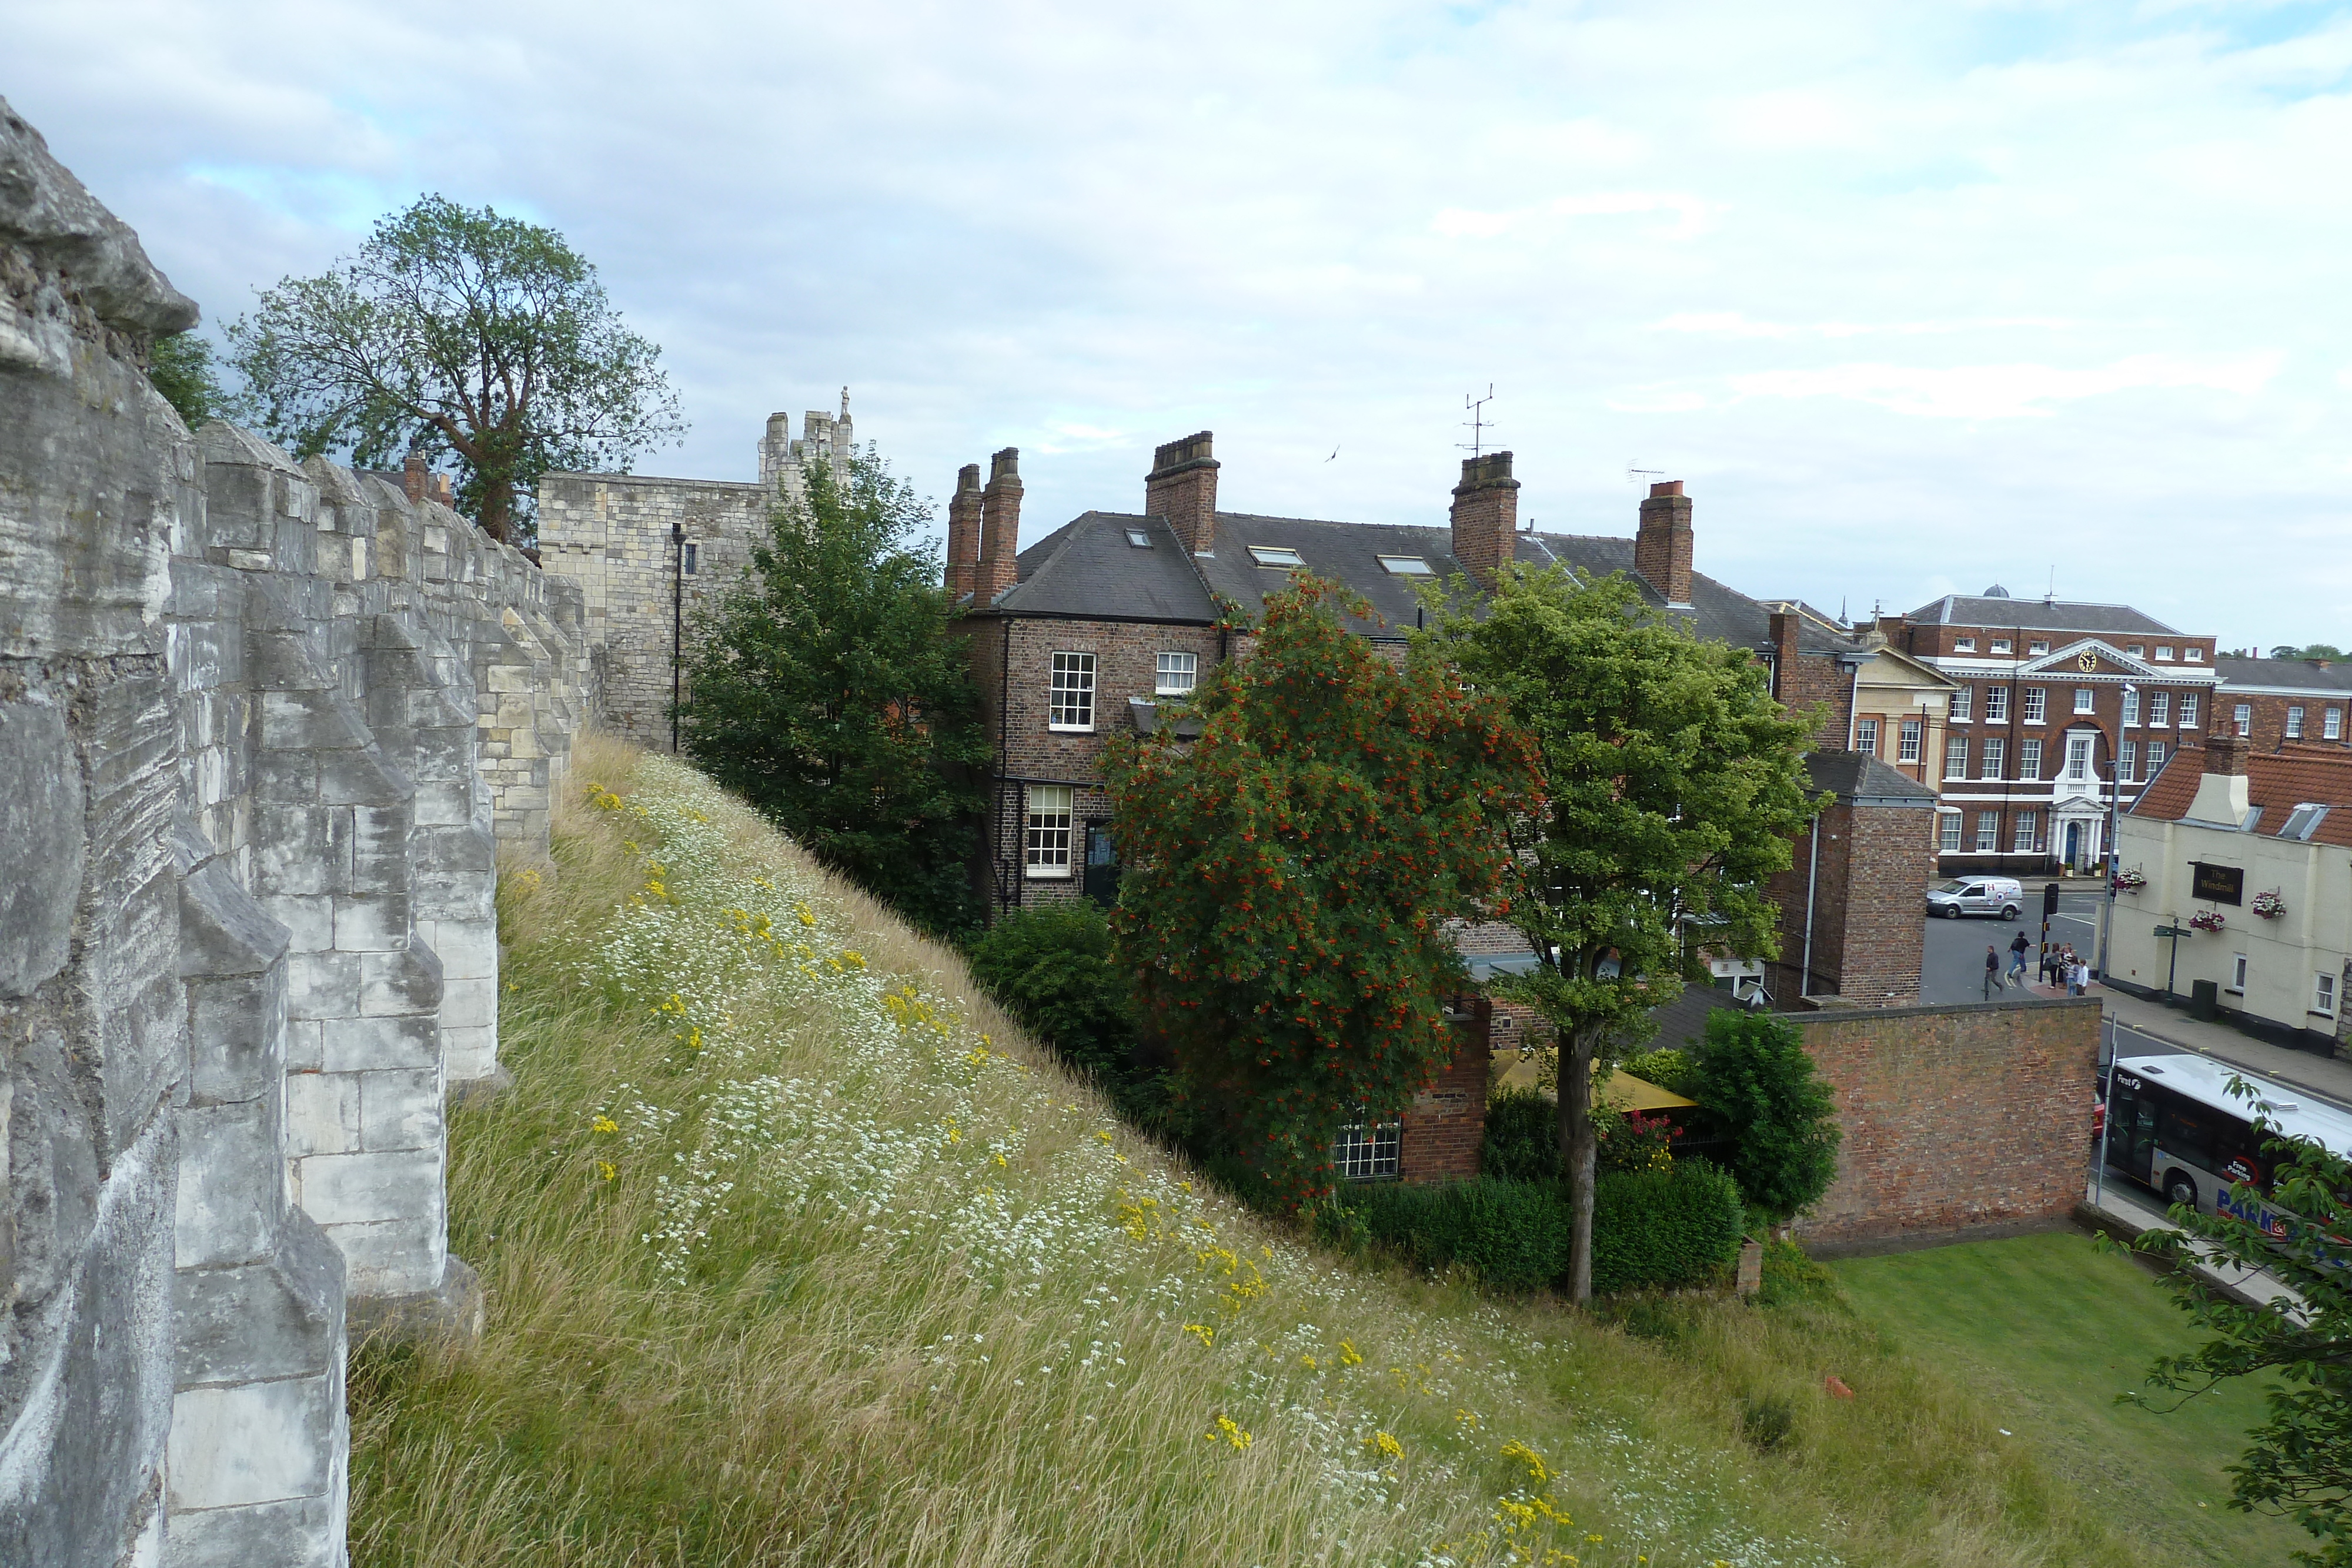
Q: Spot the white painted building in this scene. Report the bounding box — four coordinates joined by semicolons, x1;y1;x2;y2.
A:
2112;734;2352;1054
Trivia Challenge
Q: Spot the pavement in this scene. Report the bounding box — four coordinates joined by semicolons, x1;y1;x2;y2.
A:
2079;1175;2307;1315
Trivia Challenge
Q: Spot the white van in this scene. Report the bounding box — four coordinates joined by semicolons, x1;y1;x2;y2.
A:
1925;876;2023;920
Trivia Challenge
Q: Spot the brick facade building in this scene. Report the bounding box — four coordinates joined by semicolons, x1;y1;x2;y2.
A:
1792;996;2102;1250
1892;591;2223;875
2210;655;2352;755
1766;753;1939;1004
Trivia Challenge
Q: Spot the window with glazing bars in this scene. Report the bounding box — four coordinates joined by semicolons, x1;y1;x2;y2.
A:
1331;1122;1400;1181
1050;652;1096;730
1950;686;1973;721
2181;694;2200;727
1024;785;1074;878
1856;718;1879;755
1940;813;1963;852
2150;692;2171;726
2120;741;2137;783
1155;651;1197;696
2022;687;2046;724
2019;738;2041;781
2235;703;2252;737
1898;718;1922;763
2013;812;2039;854
1981;737;2006;778
1986;686;2010;722
2122;688;2140;726
1975;813;1999;852
1945;736;1968;778
2330;708;2346;741
2288;706;2305;738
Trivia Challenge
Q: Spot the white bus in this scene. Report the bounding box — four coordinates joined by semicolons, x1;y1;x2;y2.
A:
2104;1052;2352;1236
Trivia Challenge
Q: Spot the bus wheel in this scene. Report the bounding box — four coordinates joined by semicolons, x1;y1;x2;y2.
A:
2164;1172;2197;1209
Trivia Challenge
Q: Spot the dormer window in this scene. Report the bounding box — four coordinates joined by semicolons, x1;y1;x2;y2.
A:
1125;529;1152;548
2028;640;2050;656
2128;644;2146;657
1247;546;1305;569
2186;646;2204;662
2155;645;2175;660
1953;637;1976;653
1377;555;1434;576
1991;638;2014;654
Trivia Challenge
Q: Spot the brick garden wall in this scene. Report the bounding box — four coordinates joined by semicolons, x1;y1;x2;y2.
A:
1399;1009;1492;1183
1792;996;2100;1248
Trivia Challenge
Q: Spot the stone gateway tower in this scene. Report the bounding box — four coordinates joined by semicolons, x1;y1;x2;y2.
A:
536;397;853;749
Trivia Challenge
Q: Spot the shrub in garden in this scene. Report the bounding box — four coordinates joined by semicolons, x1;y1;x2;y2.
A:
1481;1089;1562;1183
1339;1178;1571;1292
1619;1047;1699;1099
1692;1009;1841;1222
1593;1106;1677;1175
1588;1161;1745;1296
964;901;1134;1081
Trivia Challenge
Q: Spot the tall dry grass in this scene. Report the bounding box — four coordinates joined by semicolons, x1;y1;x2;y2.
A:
346;733;2140;1567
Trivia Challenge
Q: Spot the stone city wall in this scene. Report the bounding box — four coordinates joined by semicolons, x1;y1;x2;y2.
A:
1;101;589;1568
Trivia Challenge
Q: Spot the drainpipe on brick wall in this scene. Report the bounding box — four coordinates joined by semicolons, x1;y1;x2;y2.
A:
1800;819;1821;999
1845;661;1862;751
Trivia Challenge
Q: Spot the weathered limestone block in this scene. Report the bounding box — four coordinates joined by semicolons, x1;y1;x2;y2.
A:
169;844;349;1568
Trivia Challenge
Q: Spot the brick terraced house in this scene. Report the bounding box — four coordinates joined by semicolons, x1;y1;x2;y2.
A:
944;432;1940;1176
1892;589;2223;876
2210;654;2352;755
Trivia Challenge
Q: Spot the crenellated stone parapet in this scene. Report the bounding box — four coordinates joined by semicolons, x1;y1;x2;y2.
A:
0;96;589;1568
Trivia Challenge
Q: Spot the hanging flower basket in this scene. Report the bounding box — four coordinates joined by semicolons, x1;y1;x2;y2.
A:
2189;908;2228;932
2113;867;2147;893
2252;889;2287;920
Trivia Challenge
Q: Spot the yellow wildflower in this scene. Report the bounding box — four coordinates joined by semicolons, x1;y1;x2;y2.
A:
1368;1430;1403;1460
592;1115;619;1134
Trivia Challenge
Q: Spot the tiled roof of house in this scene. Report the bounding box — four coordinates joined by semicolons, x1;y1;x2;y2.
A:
1802;750;1939;807
2130;742;2352;847
1001;510;1864;657
2214;656;2352;695
1904;594;2180;636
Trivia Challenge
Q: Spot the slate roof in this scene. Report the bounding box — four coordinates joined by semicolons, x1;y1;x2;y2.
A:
1801;750;1940;807
2130;742;2352;848
2214;656;2352;695
1000;510;1865;658
1905;594;2180;637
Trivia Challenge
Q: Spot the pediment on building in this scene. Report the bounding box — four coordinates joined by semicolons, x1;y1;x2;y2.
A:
2016;638;2162;680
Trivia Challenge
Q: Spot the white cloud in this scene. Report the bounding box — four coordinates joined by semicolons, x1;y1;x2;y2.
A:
8;0;2352;650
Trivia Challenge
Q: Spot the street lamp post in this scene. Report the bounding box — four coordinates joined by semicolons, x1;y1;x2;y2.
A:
2095;682;2137;982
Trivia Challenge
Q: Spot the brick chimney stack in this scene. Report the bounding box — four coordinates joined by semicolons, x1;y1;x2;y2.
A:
2205;734;2249;777
2187;734;2253;825
945;463;983;599
1635;480;1695;607
403;452;428;504
427;473;453;507
1145;432;1219;556
975;447;1022;604
1449;451;1519;589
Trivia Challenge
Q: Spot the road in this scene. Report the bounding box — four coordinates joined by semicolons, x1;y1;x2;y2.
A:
1920;885;2109;1007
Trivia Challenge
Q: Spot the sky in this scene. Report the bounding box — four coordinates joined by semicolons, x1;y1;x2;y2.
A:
9;0;2351;650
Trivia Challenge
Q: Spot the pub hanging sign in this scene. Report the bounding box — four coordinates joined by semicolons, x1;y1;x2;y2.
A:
2191;861;2245;905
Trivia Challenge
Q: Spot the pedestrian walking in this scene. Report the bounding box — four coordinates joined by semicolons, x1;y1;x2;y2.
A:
1983;944;2000;1001
2007;930;2030;987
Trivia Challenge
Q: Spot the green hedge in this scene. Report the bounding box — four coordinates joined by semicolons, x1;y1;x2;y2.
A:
1481;1089;1561;1183
1589;1161;1745;1296
1334;1160;1744;1295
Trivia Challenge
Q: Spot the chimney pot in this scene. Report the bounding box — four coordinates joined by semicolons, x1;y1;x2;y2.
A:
1635;479;1695;607
1449;450;1519;589
975;448;1023;604
1145;432;1220;555
945;463;983;599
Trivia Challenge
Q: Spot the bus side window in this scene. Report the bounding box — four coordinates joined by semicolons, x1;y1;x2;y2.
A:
2159;1104;2217;1169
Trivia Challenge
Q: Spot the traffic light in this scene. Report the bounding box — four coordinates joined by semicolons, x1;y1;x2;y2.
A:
2043;881;2062;919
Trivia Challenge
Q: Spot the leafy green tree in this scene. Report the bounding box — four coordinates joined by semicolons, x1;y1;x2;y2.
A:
225;195;681;542
2273;644;2347;663
1104;576;1541;1202
680;451;987;934
147;332;229;429
1426;567;1819;1301
2125;1088;2352;1565
965;901;1134;1081
1692;1009;1840;1221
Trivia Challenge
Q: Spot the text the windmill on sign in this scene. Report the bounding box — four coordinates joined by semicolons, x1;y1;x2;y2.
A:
2191;862;2244;905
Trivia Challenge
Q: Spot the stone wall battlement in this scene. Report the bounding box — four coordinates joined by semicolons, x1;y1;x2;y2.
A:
1;99;589;1568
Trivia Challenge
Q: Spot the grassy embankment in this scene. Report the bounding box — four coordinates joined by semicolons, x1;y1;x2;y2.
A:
348;733;2157;1567
1836;1232;2306;1567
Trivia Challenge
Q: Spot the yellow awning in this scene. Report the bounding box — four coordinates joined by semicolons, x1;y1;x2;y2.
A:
1596;1070;1697;1113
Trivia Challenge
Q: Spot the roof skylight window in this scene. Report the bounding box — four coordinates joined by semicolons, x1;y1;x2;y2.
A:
1377;555;1435;576
1247;545;1306;569
1125;529;1152;548
2283;803;2331;841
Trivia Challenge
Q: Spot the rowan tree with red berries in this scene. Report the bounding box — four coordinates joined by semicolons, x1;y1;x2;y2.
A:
1102;576;1542;1205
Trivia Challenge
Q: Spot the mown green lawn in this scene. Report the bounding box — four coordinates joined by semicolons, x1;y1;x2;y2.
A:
1834;1229;2310;1567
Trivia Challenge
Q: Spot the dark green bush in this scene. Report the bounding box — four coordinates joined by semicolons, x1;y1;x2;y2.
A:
1338;1178;1570;1292
1694;1010;1841;1222
1481;1089;1561;1183
1619;1046;1699;1099
964;902;1134;1081
1589;1161;1745;1296
1740;1392;1796;1452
